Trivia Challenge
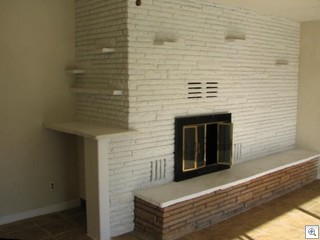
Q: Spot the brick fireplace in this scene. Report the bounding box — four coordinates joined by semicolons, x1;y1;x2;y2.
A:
58;0;302;238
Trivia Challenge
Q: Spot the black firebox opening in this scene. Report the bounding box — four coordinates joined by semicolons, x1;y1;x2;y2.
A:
174;113;233;182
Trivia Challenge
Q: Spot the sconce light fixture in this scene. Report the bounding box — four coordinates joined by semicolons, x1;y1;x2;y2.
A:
136;0;141;6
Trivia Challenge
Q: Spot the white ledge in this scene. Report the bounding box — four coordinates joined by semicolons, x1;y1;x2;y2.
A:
134;149;320;208
153;41;177;46
43;121;136;140
275;60;289;65
225;35;246;42
66;69;85;74
102;48;115;53
70;87;123;96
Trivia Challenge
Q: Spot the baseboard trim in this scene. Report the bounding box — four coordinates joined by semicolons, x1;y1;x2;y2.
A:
0;199;80;225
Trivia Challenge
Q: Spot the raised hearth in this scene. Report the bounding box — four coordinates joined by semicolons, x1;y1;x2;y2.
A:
134;149;320;240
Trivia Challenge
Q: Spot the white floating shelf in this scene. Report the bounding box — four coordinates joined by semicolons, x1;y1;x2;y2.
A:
66;69;85;74
225;35;246;42
70;87;123;96
102;48;115;53
275;60;289;65
154;40;177;46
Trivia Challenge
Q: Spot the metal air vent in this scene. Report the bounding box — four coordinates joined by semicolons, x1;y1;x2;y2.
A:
187;81;218;99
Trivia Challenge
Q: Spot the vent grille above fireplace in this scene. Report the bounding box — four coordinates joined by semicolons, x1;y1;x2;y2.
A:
187;81;218;99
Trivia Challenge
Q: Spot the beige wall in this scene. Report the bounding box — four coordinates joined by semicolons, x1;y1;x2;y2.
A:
0;0;79;217
297;21;320;152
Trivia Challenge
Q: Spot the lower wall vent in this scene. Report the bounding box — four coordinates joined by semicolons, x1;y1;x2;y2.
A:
234;143;242;160
150;159;166;182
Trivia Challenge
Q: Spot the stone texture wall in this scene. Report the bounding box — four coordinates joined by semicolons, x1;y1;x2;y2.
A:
108;0;299;236
75;0;129;127
75;0;301;236
127;0;300;159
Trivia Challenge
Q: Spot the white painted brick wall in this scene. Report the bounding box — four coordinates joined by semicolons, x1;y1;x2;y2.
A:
77;0;300;237
75;0;129;127
108;0;299;236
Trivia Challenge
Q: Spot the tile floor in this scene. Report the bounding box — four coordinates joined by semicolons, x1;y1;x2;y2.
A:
1;180;320;240
0;207;89;240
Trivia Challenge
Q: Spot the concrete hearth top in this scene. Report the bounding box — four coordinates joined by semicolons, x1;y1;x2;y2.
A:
134;149;320;208
44;121;136;140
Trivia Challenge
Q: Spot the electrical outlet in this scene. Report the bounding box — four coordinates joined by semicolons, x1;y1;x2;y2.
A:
49;182;55;191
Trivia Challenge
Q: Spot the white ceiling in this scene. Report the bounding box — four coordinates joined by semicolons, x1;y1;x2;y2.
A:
211;0;320;22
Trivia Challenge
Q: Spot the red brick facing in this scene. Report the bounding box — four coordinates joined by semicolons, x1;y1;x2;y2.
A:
134;159;318;240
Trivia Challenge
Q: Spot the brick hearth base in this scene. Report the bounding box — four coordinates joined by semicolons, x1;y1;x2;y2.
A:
134;159;318;240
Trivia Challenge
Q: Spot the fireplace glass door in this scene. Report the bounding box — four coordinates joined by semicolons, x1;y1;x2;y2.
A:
174;113;233;181
217;123;233;165
182;122;232;172
183;125;205;171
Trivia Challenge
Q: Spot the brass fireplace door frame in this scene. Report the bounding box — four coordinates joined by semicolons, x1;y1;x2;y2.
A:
182;122;233;172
